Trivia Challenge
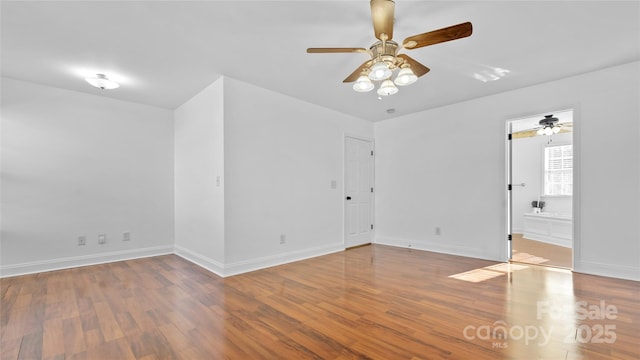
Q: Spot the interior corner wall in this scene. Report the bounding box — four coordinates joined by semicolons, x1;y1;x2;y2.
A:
222;77;373;275
374;61;640;281
173;77;225;274
1;78;175;277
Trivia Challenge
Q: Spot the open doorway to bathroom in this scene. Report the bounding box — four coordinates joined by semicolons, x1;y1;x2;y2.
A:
507;110;573;269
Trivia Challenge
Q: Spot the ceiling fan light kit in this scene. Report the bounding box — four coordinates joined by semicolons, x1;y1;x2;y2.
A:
369;60;393;81
307;0;473;98
394;67;418;86
377;79;399;96
536;115;562;136
353;75;375;92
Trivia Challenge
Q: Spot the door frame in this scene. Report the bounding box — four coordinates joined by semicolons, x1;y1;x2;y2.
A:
504;106;580;268
343;135;375;248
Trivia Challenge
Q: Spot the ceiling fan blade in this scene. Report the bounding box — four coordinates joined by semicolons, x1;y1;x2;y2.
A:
403;22;473;49
307;48;368;54
371;0;395;41
511;130;538;139
343;61;373;83
513;126;573;139
396;54;430;77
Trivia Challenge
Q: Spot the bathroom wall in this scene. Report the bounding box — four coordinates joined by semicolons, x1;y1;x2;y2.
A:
512;131;573;232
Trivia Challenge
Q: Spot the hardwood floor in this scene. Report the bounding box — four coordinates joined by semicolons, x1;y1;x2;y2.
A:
512;233;573;269
2;245;639;359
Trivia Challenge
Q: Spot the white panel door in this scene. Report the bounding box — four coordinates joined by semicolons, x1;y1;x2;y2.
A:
345;137;374;248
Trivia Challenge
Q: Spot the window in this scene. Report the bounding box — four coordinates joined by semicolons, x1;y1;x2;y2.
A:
544;144;572;196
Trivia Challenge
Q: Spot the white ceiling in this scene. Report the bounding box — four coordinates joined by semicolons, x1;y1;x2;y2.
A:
2;1;639;122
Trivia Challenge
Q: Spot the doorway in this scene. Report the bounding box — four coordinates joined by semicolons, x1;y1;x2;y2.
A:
344;136;374;248
506;110;574;269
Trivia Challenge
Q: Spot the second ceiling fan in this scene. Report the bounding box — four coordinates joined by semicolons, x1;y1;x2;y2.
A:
307;0;473;96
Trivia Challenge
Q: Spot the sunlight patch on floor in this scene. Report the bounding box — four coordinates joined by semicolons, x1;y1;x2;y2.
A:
448;263;529;283
511;251;550;264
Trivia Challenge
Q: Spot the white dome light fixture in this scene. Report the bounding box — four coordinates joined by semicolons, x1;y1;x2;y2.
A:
84;73;119;90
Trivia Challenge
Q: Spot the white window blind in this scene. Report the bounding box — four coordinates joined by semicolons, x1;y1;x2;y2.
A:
544;144;573;196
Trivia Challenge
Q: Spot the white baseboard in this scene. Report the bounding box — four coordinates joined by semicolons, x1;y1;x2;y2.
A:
374;236;500;262
173;245;225;277
222;243;344;277
0;243;344;278
3;242;636;282
522;232;572;248
0;245;174;278
1;243;344;279
574;260;640;281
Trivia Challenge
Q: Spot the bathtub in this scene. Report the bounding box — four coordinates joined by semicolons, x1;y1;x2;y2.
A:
523;212;572;248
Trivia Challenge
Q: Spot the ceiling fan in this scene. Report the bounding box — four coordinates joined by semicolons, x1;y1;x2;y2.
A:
512;115;574;139
307;0;472;96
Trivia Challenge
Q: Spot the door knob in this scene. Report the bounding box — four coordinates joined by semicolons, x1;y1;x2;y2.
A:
346;196;352;200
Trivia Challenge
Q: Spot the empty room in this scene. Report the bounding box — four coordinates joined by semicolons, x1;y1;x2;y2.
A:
1;1;639;359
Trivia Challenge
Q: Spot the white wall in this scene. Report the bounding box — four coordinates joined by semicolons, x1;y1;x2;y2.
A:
512;131;573;232
223;77;373;274
375;61;640;280
4;64;637;281
1;78;175;276
174;77;225;273
171;76;373;276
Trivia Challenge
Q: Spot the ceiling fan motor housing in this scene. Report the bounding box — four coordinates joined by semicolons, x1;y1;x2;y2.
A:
370;40;400;69
539;115;559;126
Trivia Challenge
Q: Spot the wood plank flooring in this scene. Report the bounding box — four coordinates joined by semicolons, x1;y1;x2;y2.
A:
2;245;639;359
512;233;573;269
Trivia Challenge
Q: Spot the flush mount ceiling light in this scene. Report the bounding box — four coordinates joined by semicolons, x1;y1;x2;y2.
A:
306;0;473;97
84;73;119;90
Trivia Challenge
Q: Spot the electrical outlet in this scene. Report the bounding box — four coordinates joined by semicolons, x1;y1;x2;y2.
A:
123;232;130;241
280;234;286;244
78;236;86;246
435;227;441;236
98;234;106;244
330;180;337;189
